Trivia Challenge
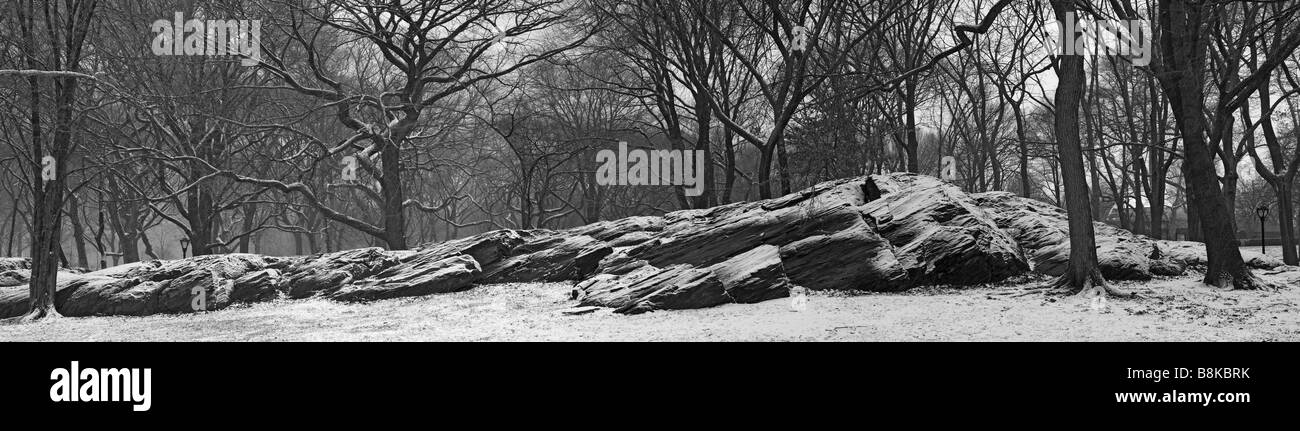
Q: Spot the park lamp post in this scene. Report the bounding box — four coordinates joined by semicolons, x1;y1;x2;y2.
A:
180;237;190;259
1256;205;1270;254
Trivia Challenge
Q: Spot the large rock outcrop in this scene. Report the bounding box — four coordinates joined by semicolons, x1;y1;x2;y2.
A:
865;175;1027;285
606;178;911;292
579;245;791;314
1;173;1266;318
973;191;1280;280
0;254;292;317
973;191;1179;280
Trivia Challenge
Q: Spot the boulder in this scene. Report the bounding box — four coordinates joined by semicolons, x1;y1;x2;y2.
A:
628;178;870;268
0;254;285;318
972;191;1182;280
1149;258;1187;277
709;244;792;303
414;229;526;267
775;206;909;291
282;248;400;299
617;178;909;291
0;270;28;287
580;245;791;314
1156;240;1283;270
479;233;612;283
0;284;31;318
866;175;1028;285
0;257;30;272
329;254;481;302
567;216;664;244
226;269;284;305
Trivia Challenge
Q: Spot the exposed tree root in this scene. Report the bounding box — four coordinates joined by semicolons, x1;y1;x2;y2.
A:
19;307;61;323
1049;266;1136;298
1206;269;1276;291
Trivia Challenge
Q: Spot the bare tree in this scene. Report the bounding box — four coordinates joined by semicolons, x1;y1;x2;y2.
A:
1048;0;1122;296
221;0;594;249
1152;0;1300;289
0;0;100;321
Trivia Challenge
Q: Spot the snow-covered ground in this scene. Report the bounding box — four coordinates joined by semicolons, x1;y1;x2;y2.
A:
1241;245;1293;259
2;267;1297;342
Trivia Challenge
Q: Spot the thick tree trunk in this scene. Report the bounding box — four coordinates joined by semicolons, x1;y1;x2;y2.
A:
26;72;61;320
519;174;533;229
27;75;82;319
1279;183;1298;265
1050;0;1122;296
1219;118;1239;233
185;185;216;256
757;143;775;199
380;140;407;250
1155;0;1261;289
1185;199;1201;241
777;139;792;196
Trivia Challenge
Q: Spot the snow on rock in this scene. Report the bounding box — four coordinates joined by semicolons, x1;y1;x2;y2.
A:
866;175;1028;285
972;191;1185;280
579;244;790;314
4;173;1275;318
1155;240;1283;270
0;257;30;272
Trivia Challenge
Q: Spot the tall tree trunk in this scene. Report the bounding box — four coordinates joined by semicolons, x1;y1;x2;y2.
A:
1050;0;1123;296
1185;197;1201;241
1219;114;1239;233
905;80;921;173
1155;0;1261;289
1012;102;1030;198
1278;183;1298;264
757;143;776;199
18;0;94;320
692;94;715;208
722;127;736;204
26;53;89;319
6;199;18;256
26;70;62;320
1083;56;1104;221
777;139;792;196
1118;62;1146;235
116;233;139;263
239;202;257;253
380;139;407;249
66;192;90;269
1148;81;1168;239
185;182;216;256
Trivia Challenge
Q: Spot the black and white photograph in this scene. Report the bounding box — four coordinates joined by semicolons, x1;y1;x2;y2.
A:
0;0;1296;416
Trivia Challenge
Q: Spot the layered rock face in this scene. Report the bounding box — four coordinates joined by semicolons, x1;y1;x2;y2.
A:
0;173;1263;318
